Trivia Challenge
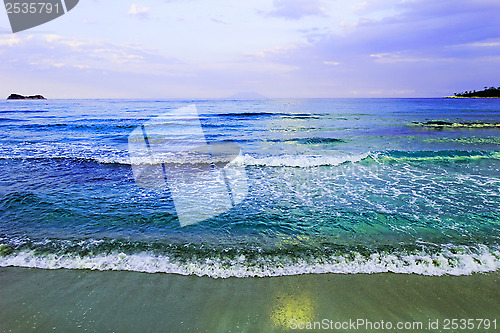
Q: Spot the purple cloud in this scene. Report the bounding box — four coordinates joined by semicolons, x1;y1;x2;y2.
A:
248;0;500;96
1;0;499;98
266;0;326;20
128;4;151;18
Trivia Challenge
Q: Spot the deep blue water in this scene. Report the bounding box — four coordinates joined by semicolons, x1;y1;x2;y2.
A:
0;98;499;277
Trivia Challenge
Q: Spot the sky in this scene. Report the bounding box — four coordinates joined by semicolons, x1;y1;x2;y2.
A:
1;0;500;98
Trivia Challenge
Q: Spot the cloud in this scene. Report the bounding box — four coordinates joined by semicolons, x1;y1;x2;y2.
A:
0;33;201;98
0;33;300;98
266;0;326;20
294;0;500;62
210;18;228;25
0;34;183;75
247;0;500;96
0;35;22;47
352;0;404;14
1;0;499;98
128;4;151;18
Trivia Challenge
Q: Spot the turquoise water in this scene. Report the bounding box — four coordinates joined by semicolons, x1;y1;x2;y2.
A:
0;98;499;277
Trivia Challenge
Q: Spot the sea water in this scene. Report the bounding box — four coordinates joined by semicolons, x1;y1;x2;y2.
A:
0;98;498;277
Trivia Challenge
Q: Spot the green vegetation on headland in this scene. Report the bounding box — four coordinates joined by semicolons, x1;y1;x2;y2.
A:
445;86;500;98
7;94;46;100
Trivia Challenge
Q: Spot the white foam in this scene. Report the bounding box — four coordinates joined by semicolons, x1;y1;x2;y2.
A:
0;142;131;165
233;153;370;168
1;245;498;278
0;141;371;168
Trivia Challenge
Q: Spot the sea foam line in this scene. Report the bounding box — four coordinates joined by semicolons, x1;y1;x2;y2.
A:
1;148;498;167
1;246;498;278
232;153;370;168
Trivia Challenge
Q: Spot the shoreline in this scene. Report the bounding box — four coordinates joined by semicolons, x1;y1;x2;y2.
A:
1;267;498;332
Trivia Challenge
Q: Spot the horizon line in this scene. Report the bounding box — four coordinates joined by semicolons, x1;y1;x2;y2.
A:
3;96;453;100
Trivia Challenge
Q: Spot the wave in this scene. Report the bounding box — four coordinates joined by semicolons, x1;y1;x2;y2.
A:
423;137;500;145
235;153;369;167
0;110;49;114
412;120;500;129
281;114;321;119
214;112;282;118
14;123;138;130
280;137;344;145
0;241;497;278
372;150;500;163
0;147;498;168
212;112;320;119
0;118;28;123
234;150;500;167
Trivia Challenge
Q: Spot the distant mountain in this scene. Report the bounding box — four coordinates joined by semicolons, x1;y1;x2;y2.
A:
447;86;500;98
226;92;269;100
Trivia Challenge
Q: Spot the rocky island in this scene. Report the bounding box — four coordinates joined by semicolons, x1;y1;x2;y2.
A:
7;94;46;100
446;86;500;98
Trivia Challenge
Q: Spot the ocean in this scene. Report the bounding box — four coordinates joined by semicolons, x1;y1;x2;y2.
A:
0;98;499;278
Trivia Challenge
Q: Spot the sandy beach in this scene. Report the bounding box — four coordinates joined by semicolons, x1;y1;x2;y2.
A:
1;267;498;332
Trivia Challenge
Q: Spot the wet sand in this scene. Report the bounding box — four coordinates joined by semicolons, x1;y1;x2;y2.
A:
0;267;498;332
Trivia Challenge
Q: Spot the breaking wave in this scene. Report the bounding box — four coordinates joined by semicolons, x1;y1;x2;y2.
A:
0;240;498;278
